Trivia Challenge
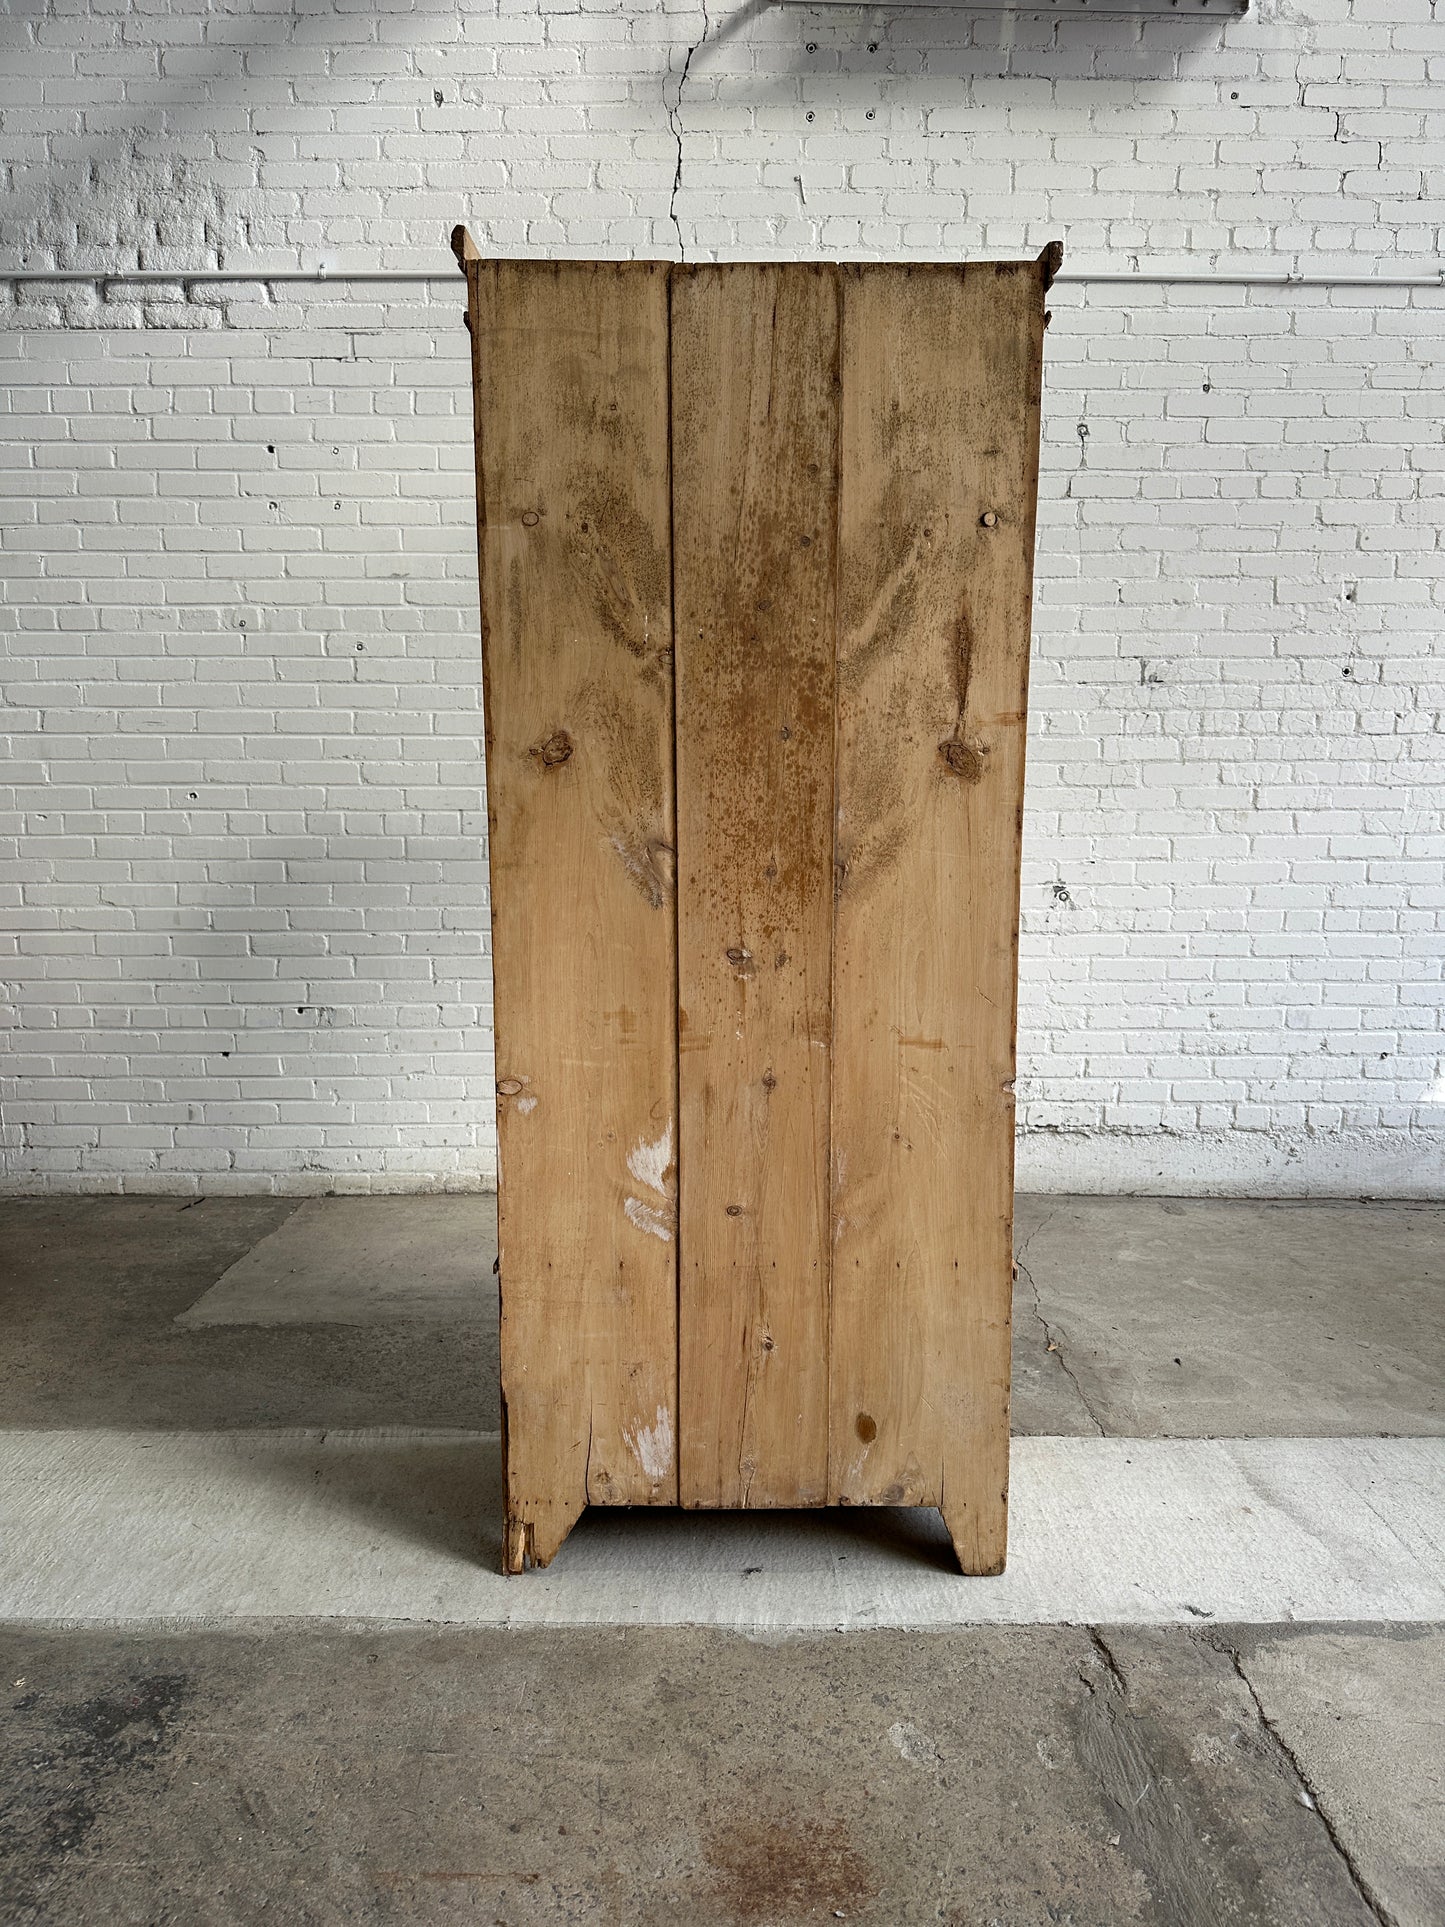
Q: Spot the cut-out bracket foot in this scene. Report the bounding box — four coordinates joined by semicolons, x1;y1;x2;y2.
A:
941;1500;1008;1578
502;1495;586;1574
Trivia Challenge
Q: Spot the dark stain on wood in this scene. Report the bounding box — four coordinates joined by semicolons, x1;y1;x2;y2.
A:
836;485;927;700
567;465;670;666
949;606;975;724
569;675;672;908
935;602;987;783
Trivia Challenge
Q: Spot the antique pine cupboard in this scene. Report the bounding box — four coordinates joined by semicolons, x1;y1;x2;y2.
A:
453;230;1060;1574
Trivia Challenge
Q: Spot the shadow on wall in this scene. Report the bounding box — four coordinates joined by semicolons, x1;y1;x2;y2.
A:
684;0;1235;101
665;0;1254;259
3;0;1254;272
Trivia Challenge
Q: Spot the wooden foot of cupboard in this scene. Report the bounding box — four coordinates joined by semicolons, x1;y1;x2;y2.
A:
452;232;1060;1574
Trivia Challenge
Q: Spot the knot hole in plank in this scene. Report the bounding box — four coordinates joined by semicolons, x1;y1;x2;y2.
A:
938;737;988;784
531;729;574;770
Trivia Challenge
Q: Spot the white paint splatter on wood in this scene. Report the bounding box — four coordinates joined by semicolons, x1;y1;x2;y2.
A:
625;1121;675;1241
627;1121;672;1196
625;1196;672;1242
624;1405;674;1483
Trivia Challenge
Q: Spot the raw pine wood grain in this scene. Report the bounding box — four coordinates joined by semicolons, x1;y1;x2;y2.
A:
828;258;1053;1573
466;258;679;1570
456;241;1056;1571
672;264;840;1510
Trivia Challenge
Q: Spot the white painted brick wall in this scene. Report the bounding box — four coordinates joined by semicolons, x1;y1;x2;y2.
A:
2;0;1442;1195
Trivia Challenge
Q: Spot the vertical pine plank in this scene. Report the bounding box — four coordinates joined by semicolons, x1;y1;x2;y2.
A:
468;259;678;1570
828;258;1053;1572
673;264;840;1510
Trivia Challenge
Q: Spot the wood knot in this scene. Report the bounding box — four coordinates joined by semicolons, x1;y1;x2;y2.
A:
725;946;755;975
496;1077;525;1096
531;730;573;769
855;1413;878;1444
520;509;540;528
725;1202;745;1217
979;510;999;529
939;737;987;783
761;1069;777;1093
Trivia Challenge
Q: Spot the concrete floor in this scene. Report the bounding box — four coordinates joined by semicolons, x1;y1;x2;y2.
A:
1;1194;1443;1925
7;1192;1442;1438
